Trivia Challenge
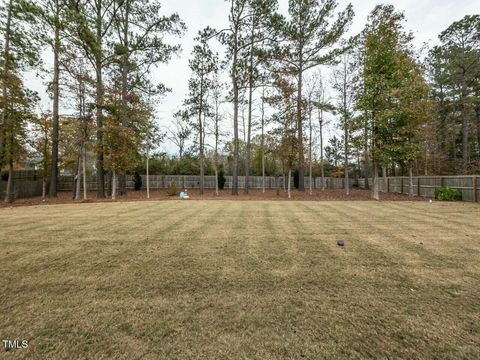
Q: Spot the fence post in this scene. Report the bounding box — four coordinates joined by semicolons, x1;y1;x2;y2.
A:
473;176;477;203
387;177;390;193
417;177;421;197
401;177;404;194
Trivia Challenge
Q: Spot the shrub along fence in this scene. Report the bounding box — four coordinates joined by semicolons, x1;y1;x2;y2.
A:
357;175;479;202
54;174;480;202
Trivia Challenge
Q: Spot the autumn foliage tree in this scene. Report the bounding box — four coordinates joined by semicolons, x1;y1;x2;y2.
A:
103;89;153;200
357;5;429;199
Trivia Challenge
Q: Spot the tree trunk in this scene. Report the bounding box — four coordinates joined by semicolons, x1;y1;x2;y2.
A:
214;139;219;197
49;0;60;198
461;101;469;173
119;0;130;196
76;67;88;200
106;170;112;197
364;116;370;189
95;2;105;198
231;13;239;196
297;65;304;191
4;157;13;203
344;120;349;196
408;164;414;198
111;169;116;200
214;97;219;196
146;145;150;199
372;161;379;200
287;168;291;199
0;0;13;175
451;123;457;162
241;105;246;143
75;150;82;200
423;146;428;176
199;144;204;195
72;152;80;199
439;89;448;155
308;102;313;195
340;57;350;196
0;121;4;173
95;67;105;198
232;85;239;194
261;89;265;193
198;74;205;195
382;165;387;192
0;124;4;173
476;105;480;159
42;178;47;199
82;145;87;200
319;113;325;191
356;151;360;187
244;99;251;194
244;20;255;194
4;150;14;203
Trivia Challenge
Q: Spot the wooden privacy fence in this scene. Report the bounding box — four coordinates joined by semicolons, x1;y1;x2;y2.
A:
0;170;45;200
0;180;44;199
4;174;475;203
57;175;342;191
56;174;479;202
58;175;289;191
357;175;479;202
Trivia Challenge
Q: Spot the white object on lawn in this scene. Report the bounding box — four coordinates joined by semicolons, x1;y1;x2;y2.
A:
180;189;190;200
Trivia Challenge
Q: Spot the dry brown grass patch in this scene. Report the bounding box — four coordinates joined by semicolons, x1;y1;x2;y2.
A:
0;201;479;359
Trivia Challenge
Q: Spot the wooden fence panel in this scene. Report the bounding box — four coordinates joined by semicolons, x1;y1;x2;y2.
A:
0;180;44;199
12;174;480;203
356;175;479;202
443;176;474;201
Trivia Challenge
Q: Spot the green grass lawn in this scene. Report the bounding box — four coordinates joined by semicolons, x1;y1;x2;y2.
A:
1;201;479;359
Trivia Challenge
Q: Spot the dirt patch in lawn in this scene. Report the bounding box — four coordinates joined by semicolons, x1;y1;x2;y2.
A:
0;188;430;208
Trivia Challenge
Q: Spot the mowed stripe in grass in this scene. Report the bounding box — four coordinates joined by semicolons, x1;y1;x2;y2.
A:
0;201;479;359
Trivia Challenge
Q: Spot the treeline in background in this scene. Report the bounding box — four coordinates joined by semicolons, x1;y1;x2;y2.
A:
0;0;479;201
